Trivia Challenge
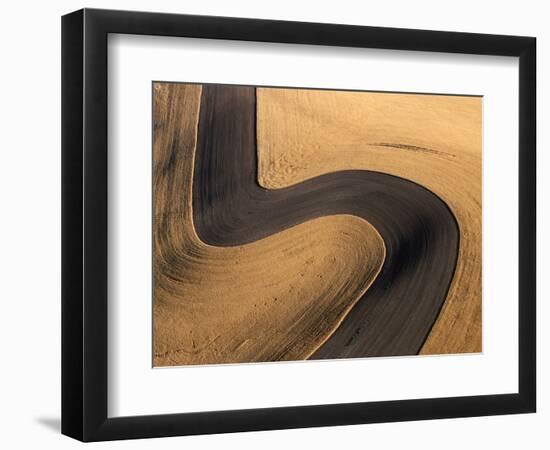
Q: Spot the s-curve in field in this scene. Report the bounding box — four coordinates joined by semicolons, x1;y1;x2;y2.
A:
152;82;481;367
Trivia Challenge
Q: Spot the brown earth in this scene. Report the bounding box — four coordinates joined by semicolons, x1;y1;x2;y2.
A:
153;83;385;366
256;87;482;354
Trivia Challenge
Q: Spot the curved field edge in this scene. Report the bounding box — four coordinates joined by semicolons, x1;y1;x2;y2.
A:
152;83;386;366
257;87;482;355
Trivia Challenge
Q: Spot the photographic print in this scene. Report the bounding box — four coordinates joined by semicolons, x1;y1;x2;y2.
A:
61;10;536;440
152;82;481;367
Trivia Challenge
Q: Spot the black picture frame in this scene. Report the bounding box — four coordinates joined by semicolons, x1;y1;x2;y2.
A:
61;8;536;442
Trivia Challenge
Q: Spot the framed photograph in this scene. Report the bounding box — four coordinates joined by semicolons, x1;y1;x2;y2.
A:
61;8;536;441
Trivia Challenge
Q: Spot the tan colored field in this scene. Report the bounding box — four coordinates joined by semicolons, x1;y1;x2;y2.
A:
256;87;482;354
153;84;386;366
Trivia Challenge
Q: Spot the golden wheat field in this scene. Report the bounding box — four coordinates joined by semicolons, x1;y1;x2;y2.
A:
153;82;481;366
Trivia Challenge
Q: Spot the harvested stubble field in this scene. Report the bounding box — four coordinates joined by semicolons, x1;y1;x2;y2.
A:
153;82;481;366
